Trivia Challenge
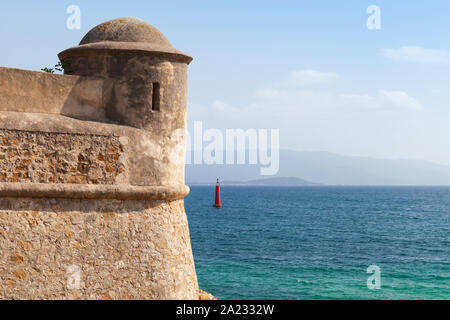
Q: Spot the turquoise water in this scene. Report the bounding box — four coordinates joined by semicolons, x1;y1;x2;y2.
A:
185;186;450;299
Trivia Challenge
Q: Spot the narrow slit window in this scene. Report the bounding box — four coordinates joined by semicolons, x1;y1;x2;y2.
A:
152;82;160;111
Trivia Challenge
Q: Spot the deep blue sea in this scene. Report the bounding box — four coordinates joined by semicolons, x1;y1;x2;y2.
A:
185;186;450;300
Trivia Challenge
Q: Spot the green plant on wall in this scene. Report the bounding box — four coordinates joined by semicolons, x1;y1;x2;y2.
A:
41;67;55;73
41;61;73;74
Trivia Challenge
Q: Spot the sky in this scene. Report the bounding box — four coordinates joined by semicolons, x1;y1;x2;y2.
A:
1;1;450;164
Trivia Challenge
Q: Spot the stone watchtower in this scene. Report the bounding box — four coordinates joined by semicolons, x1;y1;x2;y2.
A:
0;17;208;299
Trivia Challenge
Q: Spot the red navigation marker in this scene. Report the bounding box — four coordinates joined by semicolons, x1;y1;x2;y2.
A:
214;178;222;208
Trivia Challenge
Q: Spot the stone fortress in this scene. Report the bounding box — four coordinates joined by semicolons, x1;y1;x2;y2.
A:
0;17;213;299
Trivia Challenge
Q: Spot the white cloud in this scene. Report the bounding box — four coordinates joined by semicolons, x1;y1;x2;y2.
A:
290;69;339;85
378;90;423;110
211;100;238;112
254;88;422;112
255;89;284;99
380;46;450;65
340;90;422;111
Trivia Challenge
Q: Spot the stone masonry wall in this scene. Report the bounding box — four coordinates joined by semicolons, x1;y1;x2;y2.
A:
0;129;125;185
0;17;203;301
0;198;199;299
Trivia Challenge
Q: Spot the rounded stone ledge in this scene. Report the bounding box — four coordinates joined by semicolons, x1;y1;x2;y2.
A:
59;41;193;64
0;182;189;200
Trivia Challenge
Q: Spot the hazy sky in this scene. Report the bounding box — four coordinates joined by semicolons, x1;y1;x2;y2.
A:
1;1;450;164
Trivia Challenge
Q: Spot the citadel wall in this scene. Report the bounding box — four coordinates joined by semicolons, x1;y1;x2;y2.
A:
0;17;207;300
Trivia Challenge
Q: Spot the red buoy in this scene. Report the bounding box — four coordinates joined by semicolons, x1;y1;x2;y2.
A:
214;178;222;208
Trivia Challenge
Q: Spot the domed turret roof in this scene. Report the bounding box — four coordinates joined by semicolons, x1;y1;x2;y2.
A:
79;17;172;47
59;17;192;63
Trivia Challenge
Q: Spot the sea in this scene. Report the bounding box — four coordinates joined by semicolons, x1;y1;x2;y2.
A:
184;186;450;300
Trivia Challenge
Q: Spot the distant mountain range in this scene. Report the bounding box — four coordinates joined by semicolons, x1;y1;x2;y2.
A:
194;177;321;186
186;150;450;186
